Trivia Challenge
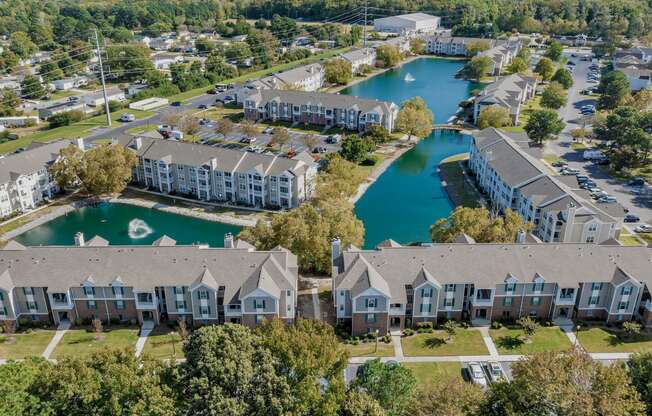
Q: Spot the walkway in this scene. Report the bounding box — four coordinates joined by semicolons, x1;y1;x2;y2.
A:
391;331;404;359
478;327;499;357
135;321;154;358
311;288;321;322
42;320;71;359
348;352;633;364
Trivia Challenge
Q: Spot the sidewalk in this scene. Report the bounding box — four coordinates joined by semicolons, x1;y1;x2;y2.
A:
135;321;155;358
42;321;71;359
348;352;632;364
477;327;499;357
311;288;321;322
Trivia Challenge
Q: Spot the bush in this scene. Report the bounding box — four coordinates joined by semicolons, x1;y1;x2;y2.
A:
415;321;433;329
490;321;503;329
460;321;470;329
109;317;120;325
382;334;391;343
365;332;377;341
402;328;415;337
360;156;379;166
48;110;85;128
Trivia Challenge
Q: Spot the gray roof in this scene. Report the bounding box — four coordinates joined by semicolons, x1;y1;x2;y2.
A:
274;63;323;85
335;244;652;302
86;87;123;101
375;13;439;24
340;48;375;63
0;241;298;303
0;140;72;183
475;74;537;115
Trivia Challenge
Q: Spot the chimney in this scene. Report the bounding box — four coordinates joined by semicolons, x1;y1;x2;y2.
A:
516;230;526;243
224;232;234;248
209;157;218;170
74;232;85;247
331;237;342;276
76;137;84;151
134;137;142;150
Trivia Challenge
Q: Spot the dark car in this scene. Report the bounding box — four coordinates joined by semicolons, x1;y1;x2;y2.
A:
624;214;640;223
171;101;182;107
198;104;208;109
627;178;646;187
593;157;610;165
552;160;568;167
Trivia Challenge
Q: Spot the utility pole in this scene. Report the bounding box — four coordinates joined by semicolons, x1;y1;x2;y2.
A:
363;0;368;47
93;29;111;127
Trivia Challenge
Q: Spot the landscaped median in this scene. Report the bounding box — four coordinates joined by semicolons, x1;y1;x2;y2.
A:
401;328;488;356
0;329;55;360
489;325;573;354
51;326;139;359
576;326;652;353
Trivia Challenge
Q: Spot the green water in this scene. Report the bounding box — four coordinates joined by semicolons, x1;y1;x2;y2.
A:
341;58;476;248
14;203;242;247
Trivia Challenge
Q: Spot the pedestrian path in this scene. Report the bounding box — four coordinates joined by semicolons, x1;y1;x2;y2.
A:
42;320;71;359
135;321;154;358
560;324;583;350
391;331;404;359
477;327;499;357
348;352;633;364
311;288;321;322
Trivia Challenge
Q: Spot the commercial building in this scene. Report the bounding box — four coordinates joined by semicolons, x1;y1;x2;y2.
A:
468;128;621;244
373;13;441;35
473;73;538;125
339;48;376;74
124;135;317;209
0;116;40;128
332;238;652;335
0;234;298;328
0;140;82;217
243;89;398;133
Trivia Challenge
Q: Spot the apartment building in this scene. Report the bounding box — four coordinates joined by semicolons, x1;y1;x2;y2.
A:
424;35;503;57
0;140;83;217
618;66;651;92
473;73;538;125
332;238;652;335
124;136;317;209
243;89;399;133
477;40;522;76
0;233;298;328
340;48;376;74
258;63;325;92
468;128;620;244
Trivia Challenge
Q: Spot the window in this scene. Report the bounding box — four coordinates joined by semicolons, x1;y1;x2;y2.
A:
505;283;516;292
365;298;377;308
115;300;125;310
420;303;432;313
503;297;513;306
256;315;264;324
228;304;241;310
254;299;266;309
173;287;185;295
175;300;186;310
618;301;629;310
531;297;541;306
87;300;97;310
0;306;6;316
421;287;433;298
591;283;603;291
52;293;67;303
560;288;575;299
390;303;401;308
588;296;600;306
286;290;291;297
23;287;33;296
444;298;455;307
112;286;124;296
621;286;633;296
365;313;376;323
533;281;544;292
137;293;153;303
445;284;455;293
83;286;95;296
0;292;3;301
200;306;211;315
477;289;491;300
198;290;209;300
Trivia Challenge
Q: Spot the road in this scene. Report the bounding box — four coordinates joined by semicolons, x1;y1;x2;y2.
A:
546;48;652;225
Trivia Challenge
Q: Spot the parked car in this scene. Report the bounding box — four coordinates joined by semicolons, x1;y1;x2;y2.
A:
598;196;617;203
552;160;568;167
624;214;640;223
171;101;182;107
576;175;589;183
240;137;256;144
326;134;341;144
262;127;274;134
593;157;610;165
635;224;652;233
312;146;327;153
119;113;135;122
561;168;580;175
467;362;487;388
486;361;506;383
198;104;208;110
580;181;597;190
591;190;609;199
627;178;646;187
157;124;173;133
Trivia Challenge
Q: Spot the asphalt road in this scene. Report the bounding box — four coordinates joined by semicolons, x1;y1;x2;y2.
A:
546;48;652;226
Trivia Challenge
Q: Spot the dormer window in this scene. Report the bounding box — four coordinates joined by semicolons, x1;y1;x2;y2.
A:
112;286;124;296
365;298;377;308
505;283;516;292
533;281;544;292
198;290;209;300
421;287;433;298
83;286;95;296
621;286;633;296
254;299;266;309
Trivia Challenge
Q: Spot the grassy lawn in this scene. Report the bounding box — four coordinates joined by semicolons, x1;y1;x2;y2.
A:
543;154;562;165
618;233;644;246
570;142;589;150
577;327;652;353
0;330;55;360
141;326;185;360
489;326;572;354
637;233;652;246
598;162;652;182
402;362;463;389
357;153;388;177
52;327;139;359
439;153;483;208
401;330;488;357
126;123;158;135
501;96;542;133
49;90;77;100
344;341;394;357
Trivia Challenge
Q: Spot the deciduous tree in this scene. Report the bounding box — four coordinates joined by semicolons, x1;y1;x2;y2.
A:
517;316;539;341
507;57;528;74
409;38;426;55
271;127;291;150
628;352;652;415
552;68;574;88
215;118;234;137
541;81;568;109
376;45;401;68
545;40;563;61
413;377;483;416
463;56;493;81
339;135;375;163
534;57;555;81
430;207;531;243
466;40;490;57
524;109;565;145
599;71;631;110
20;75;46;99
301;133;319;152
396;96;433;140
325;58;353;85
478;106;512;128
353;359;416;416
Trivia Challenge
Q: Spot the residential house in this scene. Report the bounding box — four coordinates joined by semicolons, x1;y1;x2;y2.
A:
473;73;538;125
152;52;184;70
618;66;651;92
0;116;40;128
613;47;652;66
468;128;621;244
149;37;175;51
124;135;317;209
339;48;376;74
52;76;88;91
0;233;298;328
83;87;126;107
243;89;399;133
477;39;522;75
38;101;86;120
332;238;652;335
373;13;441;35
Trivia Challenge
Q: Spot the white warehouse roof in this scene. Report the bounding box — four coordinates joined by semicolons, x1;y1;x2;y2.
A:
374;13;441;33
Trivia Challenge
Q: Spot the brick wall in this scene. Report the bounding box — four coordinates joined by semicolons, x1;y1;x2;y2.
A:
352;312;388;336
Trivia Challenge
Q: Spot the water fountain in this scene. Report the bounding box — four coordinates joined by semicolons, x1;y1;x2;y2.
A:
404;73;415;82
128;219;153;239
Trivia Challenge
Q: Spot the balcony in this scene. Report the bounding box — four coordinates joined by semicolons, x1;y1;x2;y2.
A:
473;289;493;306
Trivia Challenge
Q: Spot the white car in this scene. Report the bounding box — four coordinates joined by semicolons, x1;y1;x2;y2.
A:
487;361;506;383
119;113;135;122
262;127;273;134
635;225;652;233
467;362;487;388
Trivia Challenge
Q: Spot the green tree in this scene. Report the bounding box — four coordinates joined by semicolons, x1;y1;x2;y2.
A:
343;390;385;416
594;106;652;169
430;207;530;243
340;135;375;163
478;106;512;128
524;109;565;145
463;56;493;81
0;88;21;117
599;71;631;110
50;144;83;190
517;47;531;62
364;125;392;144
409;38;426;55
9;31;37;59
443;320;458;342
545;40;563;61
315;153;367;201
507;57;528;74
376;44;401;68
106;45;154;82
271;127;291;150
541;81;568;109
247;29;278;66
552;68;574;89
534;57;555;81
414;377;483;416
622;322;642;339
466;40;490;57
628;353;652;415
38;60;65;82
517;316;539;341
0;358;48;416
353;359;416;416
325;58;353;85
0;50;19;73
205;52;238;81
20;75;46;99
396;96;434;140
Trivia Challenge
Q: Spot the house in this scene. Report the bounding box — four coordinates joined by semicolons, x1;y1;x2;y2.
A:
468;128;621;244
0;116;39;128
52;76;88;91
331;238;652;335
149;37;175;51
373;13;441;35
258;63;325;92
123;135;317;210
152;52;184;69
0;233;298;328
83;87;126;107
340;48;376;74
38;101;86;120
127;83;149;97
613;47;652;66
0;139;83;217
129;97;169;111
618;66;651;92
473;73;538;125
243;89;399;133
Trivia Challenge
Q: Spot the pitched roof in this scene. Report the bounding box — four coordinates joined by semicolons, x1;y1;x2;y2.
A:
0;140;72;184
87;235;109;247
152;235;177;246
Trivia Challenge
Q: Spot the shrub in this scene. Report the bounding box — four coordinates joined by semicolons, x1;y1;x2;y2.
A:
402;328;415;337
460;321;470;329
382;334;391;343
490;321;503;330
415;321;433;329
109;317;120;325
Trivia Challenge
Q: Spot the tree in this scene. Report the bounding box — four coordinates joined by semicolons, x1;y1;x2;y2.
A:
205;53;238;81
593;106;652;169
534;57;555;81
20;75;46;99
38;60;65;82
315;154;367;202
545;40;563;61
570;128;587;142
376;45;401;68
215;118;234;137
339;136;375;163
622;322;642;340
301;133;319;152
409;38;426;55
463;56;493;81
517;47;531;62
353;359;416;416
430;207;530;243
342;390;385;416
105;45;154;82
0;88;21;117
524;109;565;145
178;115;201;135
541;81;568;109
599;71;631;110
324;58;353;85
364;125;392;144
507;57;528;74
247;29;278;66
240;119;259;137
50;144;83;190
517;316;539;341
480;350;646;416
9;31;37;59
0;50;19;73
271;127;291;150
443;320;458;342
466;40;490;57
0;359;49;416
628;353;652;415
414;377;483;416
478;106;512;128
552;68;574;89
396;96;434;140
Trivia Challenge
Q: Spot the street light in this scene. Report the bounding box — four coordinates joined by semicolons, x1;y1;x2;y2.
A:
374;329;379;353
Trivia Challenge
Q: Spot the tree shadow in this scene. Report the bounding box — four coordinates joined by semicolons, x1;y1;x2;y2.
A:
496;335;524;350
423;336;446;348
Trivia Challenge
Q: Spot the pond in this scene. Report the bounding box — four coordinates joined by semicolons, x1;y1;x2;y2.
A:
14;202;242;247
341;57;476;248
